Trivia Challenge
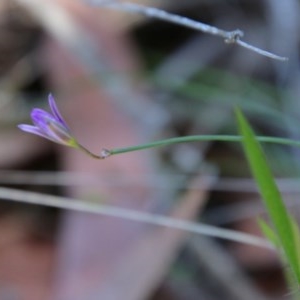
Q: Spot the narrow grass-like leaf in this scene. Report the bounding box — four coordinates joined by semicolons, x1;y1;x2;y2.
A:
288;217;300;299
257;218;280;248
290;216;300;272
258;218;300;298
236;108;300;283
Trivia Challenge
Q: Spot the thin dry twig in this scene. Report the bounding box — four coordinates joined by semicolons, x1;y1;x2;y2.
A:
1;171;300;193
86;0;288;61
0;187;273;249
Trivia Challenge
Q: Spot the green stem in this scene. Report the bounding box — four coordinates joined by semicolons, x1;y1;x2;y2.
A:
77;144;104;159
109;135;300;156
77;135;300;158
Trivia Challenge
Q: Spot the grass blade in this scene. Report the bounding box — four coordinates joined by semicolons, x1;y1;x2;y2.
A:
236;108;300;283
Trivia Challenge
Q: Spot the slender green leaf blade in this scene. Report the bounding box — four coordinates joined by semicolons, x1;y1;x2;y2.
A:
257;218;280;248
236;108;300;282
258;217;300;298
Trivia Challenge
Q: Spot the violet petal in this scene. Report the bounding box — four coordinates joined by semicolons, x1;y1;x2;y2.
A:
18;124;56;142
46;121;76;146
48;94;68;128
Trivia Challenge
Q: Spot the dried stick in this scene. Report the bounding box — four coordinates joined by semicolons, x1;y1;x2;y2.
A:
87;0;288;61
0;186;272;248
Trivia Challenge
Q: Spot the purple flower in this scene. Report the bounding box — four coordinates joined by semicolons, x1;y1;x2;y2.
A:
18;94;78;147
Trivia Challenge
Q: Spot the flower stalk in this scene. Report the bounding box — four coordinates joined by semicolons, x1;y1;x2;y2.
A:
18;94;300;159
109;135;300;156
